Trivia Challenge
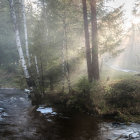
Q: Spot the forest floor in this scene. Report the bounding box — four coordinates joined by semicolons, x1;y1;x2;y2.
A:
38;73;140;123
1;65;140;123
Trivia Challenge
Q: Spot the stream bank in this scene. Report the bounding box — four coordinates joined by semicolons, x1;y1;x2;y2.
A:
1;88;140;140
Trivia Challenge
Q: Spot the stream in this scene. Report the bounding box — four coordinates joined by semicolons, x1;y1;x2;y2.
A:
0;89;140;140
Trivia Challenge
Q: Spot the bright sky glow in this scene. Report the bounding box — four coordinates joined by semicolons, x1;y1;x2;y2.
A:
133;18;140;25
106;0;136;28
25;0;41;15
27;0;139;28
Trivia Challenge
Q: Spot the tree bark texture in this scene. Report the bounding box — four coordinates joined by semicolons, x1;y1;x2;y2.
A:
90;0;100;80
82;0;93;82
21;0;31;66
8;0;30;79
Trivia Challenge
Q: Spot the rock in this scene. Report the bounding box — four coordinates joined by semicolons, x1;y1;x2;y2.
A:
102;123;140;140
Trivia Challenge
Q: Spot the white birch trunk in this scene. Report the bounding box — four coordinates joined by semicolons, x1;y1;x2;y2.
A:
21;0;31;66
8;0;29;79
34;56;39;74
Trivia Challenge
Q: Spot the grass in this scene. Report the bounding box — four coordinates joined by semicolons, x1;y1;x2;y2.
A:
0;68;23;88
1;63;140;123
100;64;138;81
40;72;140;123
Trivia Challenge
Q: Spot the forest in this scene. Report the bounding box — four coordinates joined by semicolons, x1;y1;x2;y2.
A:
0;0;140;139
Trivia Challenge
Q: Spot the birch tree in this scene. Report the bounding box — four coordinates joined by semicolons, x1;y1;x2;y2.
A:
8;0;30;81
21;0;31;66
34;56;39;74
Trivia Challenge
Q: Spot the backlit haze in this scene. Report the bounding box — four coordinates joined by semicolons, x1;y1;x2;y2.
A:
106;0;139;28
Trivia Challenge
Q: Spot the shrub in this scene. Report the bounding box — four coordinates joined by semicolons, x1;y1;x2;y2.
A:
76;77;91;94
106;79;140;114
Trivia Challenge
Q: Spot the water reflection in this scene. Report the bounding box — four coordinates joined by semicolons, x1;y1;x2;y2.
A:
35;113;102;140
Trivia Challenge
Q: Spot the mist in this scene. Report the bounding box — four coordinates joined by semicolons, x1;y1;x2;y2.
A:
0;0;140;139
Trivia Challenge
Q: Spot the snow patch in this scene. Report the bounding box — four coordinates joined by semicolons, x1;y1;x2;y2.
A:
131;132;140;139
2;112;8;117
102;123;140;140
36;107;57;115
0;108;4;113
24;89;31;94
19;97;25;101
0;108;8;121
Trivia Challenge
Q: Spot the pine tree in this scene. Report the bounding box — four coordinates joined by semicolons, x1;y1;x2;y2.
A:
82;0;92;82
90;0;99;80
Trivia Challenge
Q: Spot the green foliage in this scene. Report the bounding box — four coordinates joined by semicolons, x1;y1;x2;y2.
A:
76;77;91;93
0;66;22;88
133;0;140;16
90;82;107;113
106;79;140;115
32;76;140;122
0;0;126;90
98;5;124;56
65;92;94;113
0;0;18;65
27;0;125;91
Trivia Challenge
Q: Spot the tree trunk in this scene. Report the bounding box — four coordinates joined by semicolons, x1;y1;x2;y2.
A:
82;0;92;82
49;77;54;91
90;0;99;80
34;56;39;74
8;0;30;80
40;56;45;95
61;32;65;91
21;0;31;66
63;19;71;92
